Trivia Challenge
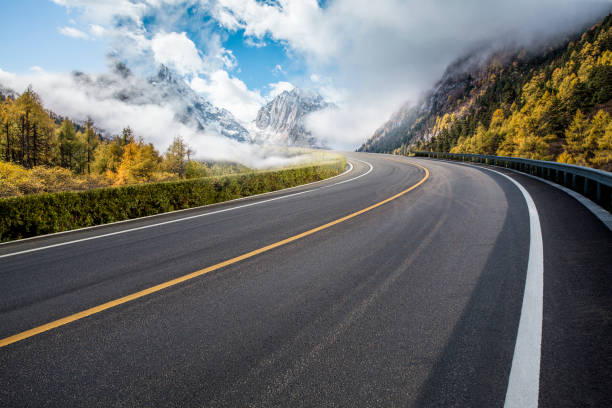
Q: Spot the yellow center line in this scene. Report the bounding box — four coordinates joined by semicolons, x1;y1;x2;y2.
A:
0;160;430;348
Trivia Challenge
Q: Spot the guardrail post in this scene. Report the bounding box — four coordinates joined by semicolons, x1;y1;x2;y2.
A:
584;178;589;196
572;174;577;189
596;182;601;204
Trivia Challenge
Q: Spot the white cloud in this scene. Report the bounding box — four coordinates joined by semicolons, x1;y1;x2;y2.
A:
151;31;205;75
244;36;266;48
211;0;610;149
51;0;148;26
58;26;89;39
272;64;285;75
50;0;611;151
0;67;299;168
190;70;264;123
90;24;106;37
267;81;294;99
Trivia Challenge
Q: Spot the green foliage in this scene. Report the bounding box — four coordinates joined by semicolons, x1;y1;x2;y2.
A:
185;160;209;179
0;160;345;241
162;135;192;178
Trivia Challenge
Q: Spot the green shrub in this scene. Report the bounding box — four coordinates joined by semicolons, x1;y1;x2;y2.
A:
0;159;345;242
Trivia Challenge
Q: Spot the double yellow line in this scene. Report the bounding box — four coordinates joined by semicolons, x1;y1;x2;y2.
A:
0;160;429;348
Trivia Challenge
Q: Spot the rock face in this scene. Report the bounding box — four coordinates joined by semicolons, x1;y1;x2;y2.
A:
71;63;249;142
358;53;487;153
254;88;331;147
149;66;249;141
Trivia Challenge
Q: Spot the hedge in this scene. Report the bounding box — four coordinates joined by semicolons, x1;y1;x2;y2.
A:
0;159;346;242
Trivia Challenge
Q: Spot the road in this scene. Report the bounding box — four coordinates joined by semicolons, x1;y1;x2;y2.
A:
1;153;610;407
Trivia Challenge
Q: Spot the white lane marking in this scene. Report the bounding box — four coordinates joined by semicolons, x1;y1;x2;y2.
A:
438;160;543;408
0;161;355;248
326;158;373;186
497;169;544;408
0;160;374;259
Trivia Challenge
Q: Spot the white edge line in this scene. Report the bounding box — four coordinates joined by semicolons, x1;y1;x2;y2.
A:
0;161;354;247
503;167;612;231
0;160;374;259
490;168;543;408
415;156;543;408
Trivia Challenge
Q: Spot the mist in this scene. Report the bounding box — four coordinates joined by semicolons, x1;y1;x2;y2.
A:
0;66;311;169
3;0;611;156
281;0;612;149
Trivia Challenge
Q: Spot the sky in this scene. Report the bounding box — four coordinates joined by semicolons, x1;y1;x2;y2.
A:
0;0;611;157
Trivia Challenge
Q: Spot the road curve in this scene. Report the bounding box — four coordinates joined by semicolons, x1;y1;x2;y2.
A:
1;153;610;407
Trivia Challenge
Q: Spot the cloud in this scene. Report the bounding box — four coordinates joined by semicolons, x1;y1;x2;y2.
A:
190;70;264;123
212;0;612;149
244;36;266;48
90;24;106;37
58;26;89;39
267;81;294;99
0;66;301;168
51;0;148;26
50;0;612;151
272;64;285;75
151;31;205;75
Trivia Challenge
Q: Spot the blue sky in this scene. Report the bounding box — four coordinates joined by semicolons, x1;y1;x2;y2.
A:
0;1;299;92
0;0;107;74
0;0;607;151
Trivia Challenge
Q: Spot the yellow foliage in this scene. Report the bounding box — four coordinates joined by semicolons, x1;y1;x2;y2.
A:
0;161;112;197
556;151;575;164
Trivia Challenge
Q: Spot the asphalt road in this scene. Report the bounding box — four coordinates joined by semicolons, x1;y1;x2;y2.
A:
0;153;610;407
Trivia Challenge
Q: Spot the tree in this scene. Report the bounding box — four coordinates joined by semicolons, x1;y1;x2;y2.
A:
115;139;160;185
57;120;77;169
13;87;53;167
162;136;191;178
590;111;612;170
563;110;592;165
0;97;16;162
84;118;99;174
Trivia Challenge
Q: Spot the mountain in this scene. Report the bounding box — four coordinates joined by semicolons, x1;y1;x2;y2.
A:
72;63;249;142
359;13;612;170
149;66;249;141
253;88;332;147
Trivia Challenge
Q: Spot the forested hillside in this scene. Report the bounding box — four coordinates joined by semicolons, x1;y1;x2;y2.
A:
0;86;239;197
359;14;612;170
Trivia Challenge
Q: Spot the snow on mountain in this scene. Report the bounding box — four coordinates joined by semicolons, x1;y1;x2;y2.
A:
149;66;249;142
253;88;332;147
70;62;249;142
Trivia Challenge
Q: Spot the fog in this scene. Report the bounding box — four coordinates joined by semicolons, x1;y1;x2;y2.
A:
3;0;611;157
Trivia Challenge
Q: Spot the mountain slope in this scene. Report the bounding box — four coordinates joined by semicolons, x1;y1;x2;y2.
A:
69;63;249;142
359;13;612;170
253;88;331;147
149;66;249;141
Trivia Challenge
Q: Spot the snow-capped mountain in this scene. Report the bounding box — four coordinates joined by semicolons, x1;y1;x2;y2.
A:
72;62;249;142
149;66;249;141
253;88;332;147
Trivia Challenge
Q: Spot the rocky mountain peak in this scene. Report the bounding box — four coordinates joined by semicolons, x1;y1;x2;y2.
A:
253;87;331;147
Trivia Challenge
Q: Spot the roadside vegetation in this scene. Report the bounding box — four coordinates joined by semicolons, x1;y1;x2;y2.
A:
0;85;347;241
0;86;252;198
364;14;612;171
419;15;612;170
0;153;346;242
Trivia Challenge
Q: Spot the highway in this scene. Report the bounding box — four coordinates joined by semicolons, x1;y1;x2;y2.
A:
1;153;610;407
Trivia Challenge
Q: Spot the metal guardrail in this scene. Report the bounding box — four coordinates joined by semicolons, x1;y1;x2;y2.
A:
413;151;612;212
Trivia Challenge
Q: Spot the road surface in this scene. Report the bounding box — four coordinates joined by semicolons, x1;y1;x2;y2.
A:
1;153;610;407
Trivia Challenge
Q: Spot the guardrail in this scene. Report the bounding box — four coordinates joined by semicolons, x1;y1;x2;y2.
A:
412;151;612;212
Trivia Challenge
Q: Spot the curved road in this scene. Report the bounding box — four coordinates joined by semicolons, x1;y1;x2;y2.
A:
1;153;610;407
